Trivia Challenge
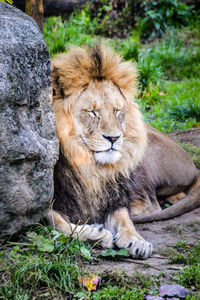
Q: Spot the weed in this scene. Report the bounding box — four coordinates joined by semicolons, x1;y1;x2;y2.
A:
177;264;200;289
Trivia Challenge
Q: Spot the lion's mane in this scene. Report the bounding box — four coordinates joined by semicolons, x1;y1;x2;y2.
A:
51;45;161;225
52;45;147;197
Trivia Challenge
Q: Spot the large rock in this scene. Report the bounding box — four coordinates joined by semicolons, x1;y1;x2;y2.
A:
0;3;59;239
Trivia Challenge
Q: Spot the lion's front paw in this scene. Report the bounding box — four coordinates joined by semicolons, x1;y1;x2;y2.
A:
86;224;113;249
114;233;153;259
100;229;113;249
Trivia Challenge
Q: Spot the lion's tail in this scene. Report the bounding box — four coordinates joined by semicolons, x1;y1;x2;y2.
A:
131;185;200;224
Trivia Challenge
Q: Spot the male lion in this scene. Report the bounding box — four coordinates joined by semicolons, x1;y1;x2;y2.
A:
48;45;200;259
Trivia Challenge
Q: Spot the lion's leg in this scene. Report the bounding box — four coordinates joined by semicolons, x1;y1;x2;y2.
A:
105;207;153;259
48;210;113;248
130;199;161;217
166;192;186;204
165;178;200;204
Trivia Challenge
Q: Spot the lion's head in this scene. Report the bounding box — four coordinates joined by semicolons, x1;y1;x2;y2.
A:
52;45;147;191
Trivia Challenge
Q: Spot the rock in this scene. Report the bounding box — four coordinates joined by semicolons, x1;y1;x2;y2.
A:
0;3;59;239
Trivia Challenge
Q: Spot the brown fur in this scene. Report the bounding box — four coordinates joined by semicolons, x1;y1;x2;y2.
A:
49;45;199;259
52;45;146;193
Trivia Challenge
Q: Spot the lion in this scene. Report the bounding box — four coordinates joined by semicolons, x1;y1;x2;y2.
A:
48;45;200;259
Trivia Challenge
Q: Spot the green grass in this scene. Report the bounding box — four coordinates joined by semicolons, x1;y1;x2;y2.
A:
0;226;91;299
44;14;200;133
156;241;200;294
0;226;156;299
144;29;200;80
141;78;200;132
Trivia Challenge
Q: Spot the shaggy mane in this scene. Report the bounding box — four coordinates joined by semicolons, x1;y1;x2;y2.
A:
51;45;147;192
52;45;138;97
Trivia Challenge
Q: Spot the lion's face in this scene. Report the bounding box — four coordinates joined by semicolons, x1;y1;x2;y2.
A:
73;81;127;164
52;45;147;190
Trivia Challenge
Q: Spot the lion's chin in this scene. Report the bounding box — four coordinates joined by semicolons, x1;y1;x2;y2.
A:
94;150;121;165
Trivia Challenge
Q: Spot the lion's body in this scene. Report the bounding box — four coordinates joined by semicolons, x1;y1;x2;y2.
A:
49;45;199;259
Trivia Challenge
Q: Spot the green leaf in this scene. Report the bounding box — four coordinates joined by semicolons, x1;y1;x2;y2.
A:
116;249;130;257
0;0;13;4
27;232;54;253
101;248;130;258
80;246;92;260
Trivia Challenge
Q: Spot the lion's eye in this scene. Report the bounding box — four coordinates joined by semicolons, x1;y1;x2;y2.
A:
88;111;98;118
115;109;121;118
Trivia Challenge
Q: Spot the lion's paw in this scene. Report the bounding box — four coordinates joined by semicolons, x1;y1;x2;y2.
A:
114;234;153;259
100;229;114;249
86;224;113;249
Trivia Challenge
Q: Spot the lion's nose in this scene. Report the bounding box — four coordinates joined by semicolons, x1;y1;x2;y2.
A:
103;135;120;144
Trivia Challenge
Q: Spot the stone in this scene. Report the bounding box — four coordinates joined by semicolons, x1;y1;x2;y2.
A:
0;3;59;239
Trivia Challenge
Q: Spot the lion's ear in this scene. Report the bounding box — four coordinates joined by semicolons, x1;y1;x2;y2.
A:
52;67;65;99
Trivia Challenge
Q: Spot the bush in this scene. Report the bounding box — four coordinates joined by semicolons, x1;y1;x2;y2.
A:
137;49;164;100
138;0;194;40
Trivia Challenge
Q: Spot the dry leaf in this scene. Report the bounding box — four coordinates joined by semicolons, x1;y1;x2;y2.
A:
80;274;101;291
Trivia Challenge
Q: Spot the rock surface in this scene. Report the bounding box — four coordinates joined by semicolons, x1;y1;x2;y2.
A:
0;3;59;239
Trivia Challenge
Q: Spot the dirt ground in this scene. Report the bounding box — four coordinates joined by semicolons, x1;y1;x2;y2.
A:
86;129;200;282
86;208;200;281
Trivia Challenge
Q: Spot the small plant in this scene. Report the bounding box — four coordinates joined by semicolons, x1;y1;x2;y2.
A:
137;50;164;101
178;264;200;289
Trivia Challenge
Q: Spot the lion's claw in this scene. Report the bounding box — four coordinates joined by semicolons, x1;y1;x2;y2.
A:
114;234;153;259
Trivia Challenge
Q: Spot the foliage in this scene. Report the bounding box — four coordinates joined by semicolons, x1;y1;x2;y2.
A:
137;50;164;99
82;0;137;38
89;286;146;299
146;30;200;80
0;226;157;299
138;0;194;40
44;15;99;56
0;0;13;4
0;226;92;299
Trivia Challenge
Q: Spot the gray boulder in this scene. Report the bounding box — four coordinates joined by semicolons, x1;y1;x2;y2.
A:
0;3;59;239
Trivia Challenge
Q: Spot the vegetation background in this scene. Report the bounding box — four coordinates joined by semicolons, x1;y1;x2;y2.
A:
0;0;200;299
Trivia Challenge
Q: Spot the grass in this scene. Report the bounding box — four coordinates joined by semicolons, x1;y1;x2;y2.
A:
1;227;200;299
0;226;157;299
44;14;200;133
0;226;90;299
169;241;200;290
141;78;200;132
156;241;200;293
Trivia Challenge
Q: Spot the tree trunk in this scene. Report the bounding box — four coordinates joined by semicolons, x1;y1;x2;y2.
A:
25;0;43;33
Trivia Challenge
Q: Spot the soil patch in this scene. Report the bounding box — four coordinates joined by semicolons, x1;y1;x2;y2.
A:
86;207;200;284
